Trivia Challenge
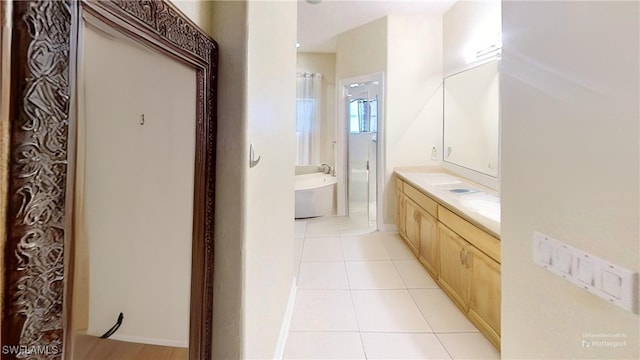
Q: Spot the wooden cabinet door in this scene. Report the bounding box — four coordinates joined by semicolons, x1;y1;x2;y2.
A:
396;190;406;237
418;209;439;279
438;224;469;311
467;245;501;348
404;199;420;255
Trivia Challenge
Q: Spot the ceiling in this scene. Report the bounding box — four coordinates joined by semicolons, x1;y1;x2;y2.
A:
297;0;457;53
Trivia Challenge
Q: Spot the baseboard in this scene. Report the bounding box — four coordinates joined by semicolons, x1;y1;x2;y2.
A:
379;223;398;233
273;278;298;359
108;334;188;348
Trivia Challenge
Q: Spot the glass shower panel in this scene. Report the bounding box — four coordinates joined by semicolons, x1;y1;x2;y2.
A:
347;82;379;227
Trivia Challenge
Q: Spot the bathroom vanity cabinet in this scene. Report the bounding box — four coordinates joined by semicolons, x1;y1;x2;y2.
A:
395;176;501;350
395;179;407;238
396;178;440;279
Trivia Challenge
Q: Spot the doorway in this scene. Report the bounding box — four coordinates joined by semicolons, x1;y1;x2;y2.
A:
337;73;384;230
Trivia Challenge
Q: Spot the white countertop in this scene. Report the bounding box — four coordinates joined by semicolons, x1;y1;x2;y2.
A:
395;167;501;238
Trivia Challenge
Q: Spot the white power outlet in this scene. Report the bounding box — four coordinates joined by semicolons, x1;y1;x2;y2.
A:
532;232;639;314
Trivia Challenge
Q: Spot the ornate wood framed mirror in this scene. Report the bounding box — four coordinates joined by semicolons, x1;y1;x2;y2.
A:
1;1;217;359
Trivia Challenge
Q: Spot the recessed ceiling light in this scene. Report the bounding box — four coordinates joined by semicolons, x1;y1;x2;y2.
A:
296;42;301;48
306;0;322;4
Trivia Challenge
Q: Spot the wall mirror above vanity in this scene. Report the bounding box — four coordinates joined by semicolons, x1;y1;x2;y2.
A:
443;60;500;181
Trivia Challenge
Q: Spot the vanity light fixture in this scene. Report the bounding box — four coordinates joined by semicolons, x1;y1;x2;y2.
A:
465;31;502;64
476;43;502;59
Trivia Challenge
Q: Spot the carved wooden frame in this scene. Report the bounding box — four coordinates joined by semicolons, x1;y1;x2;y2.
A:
1;1;217;359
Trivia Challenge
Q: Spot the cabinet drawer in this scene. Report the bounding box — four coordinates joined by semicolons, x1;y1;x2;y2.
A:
403;183;438;218
438;206;500;263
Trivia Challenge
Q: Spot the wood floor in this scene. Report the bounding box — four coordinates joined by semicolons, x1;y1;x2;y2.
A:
73;334;188;360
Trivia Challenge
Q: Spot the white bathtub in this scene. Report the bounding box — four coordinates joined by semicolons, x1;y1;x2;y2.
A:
295;172;337;219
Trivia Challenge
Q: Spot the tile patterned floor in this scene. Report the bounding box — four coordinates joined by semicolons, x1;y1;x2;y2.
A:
286;216;500;360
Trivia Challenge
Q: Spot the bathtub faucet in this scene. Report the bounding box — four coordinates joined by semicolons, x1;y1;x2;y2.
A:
319;163;332;175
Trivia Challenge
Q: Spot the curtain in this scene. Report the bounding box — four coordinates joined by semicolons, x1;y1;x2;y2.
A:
349;97;378;133
357;99;370;132
296;73;322;165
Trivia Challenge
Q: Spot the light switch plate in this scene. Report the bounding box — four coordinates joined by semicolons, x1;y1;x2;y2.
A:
554;246;574;276
532;232;639;314
598;261;639;313
602;270;622;298
532;233;553;267
576;256;595;287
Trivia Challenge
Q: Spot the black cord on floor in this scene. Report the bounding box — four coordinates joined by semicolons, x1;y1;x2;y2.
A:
100;312;124;339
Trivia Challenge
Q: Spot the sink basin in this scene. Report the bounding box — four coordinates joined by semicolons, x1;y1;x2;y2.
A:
433;181;479;193
449;188;478;194
398;170;501;223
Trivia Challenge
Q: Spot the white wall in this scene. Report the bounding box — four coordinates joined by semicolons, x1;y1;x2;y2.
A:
171;0;212;35
210;0;298;358
335;15;443;227
336;17;387;80
501;1;639;358
297;53;337;166
244;0;297;358
82;26;194;346
442;0;501;77
384;15;443;225
209;0;247;358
